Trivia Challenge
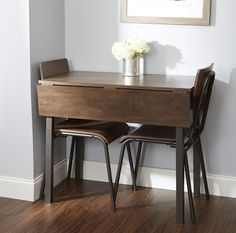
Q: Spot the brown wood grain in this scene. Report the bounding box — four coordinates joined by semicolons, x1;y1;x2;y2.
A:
38;71;195;92
1;180;236;233
37;84;191;127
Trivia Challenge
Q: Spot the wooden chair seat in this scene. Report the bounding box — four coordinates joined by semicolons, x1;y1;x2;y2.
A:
120;125;189;145
53;119;130;211
55;119;130;144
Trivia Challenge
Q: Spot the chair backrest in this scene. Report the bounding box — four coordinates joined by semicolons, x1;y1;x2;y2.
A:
187;65;215;147
39;58;69;80
192;63;214;97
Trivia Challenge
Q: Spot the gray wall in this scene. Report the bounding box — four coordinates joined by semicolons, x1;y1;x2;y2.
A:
65;0;236;176
0;0;66;179
0;0;34;179
1;0;235;181
29;0;66;177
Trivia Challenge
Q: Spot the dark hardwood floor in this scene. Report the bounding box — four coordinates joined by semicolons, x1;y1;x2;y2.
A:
1;180;236;233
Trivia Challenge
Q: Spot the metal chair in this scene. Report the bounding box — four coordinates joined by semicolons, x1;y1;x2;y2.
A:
39;59;132;211
114;64;215;222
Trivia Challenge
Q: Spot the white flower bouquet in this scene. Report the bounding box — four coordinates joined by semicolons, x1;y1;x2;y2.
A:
112;38;150;60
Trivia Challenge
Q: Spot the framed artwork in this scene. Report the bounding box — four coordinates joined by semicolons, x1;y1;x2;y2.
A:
120;0;211;25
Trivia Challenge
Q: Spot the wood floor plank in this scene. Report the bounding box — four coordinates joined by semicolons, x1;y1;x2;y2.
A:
1;180;236;233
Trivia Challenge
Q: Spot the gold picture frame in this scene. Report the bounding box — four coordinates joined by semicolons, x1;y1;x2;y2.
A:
121;0;211;26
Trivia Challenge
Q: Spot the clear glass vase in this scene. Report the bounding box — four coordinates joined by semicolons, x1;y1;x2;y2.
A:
123;56;140;77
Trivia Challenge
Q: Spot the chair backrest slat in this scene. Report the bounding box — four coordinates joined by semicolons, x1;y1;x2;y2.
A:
39;58;69;80
193;63;214;97
194;71;215;134
187;65;215;147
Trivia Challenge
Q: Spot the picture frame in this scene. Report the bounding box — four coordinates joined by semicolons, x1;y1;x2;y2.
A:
120;0;211;26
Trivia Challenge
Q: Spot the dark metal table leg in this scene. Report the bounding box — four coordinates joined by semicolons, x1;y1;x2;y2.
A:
193;141;201;197
45;117;54;203
75;137;85;181
176;127;185;224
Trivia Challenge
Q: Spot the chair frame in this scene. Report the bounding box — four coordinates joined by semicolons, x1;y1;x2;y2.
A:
41;119;132;211
114;69;215;223
39;58;132;211
61;131;117;211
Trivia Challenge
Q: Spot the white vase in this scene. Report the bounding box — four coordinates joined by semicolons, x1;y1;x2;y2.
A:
123;56;140;77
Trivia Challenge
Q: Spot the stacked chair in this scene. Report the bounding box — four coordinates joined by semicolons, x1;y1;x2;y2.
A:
114;64;215;222
39;58;133;210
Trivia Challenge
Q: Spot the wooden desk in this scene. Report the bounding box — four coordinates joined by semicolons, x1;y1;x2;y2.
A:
37;71;197;223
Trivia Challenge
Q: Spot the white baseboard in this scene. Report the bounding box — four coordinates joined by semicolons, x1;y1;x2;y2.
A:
33;159;67;201
0;175;35;201
207;174;236;198
0;159;67;202
81;160;236;199
81;161;184;191
1;159;236;201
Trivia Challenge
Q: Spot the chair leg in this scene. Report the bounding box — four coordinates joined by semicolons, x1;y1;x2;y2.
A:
126;143;136;191
39;170;45;199
197;138;210;199
103;143;116;211
114;143;126;201
134;142;142;186
184;151;196;223
67;136;76;181
75;137;85;181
